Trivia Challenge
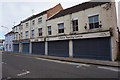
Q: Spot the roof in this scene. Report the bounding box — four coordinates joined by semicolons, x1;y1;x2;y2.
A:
12;3;62;29
48;2;109;20
21;3;62;23
21;10;47;23
5;31;14;36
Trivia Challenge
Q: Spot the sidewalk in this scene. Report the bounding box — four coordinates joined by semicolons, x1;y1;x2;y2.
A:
3;51;120;67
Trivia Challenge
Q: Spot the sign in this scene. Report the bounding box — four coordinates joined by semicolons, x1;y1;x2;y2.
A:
46;31;110;41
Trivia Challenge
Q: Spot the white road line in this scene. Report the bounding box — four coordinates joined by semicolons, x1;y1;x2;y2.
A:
98;66;120;72
36;58;90;67
7;77;11;79
2;62;6;64
17;71;30;77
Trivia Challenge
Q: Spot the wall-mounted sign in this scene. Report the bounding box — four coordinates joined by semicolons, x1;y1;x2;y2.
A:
46;31;110;41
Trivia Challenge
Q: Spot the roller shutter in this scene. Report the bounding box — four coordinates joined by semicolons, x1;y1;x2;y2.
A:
73;37;111;60
22;43;29;54
32;42;45;55
48;40;69;57
13;44;19;53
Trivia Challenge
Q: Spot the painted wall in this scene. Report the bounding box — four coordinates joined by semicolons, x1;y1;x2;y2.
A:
4;33;14;52
47;3;113;36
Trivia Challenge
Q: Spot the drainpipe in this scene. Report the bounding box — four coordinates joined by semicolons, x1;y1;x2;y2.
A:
69;13;73;58
45;16;48;56
29;20;32;54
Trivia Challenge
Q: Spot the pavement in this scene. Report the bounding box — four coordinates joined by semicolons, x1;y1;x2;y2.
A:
2;52;120;79
3;51;120;67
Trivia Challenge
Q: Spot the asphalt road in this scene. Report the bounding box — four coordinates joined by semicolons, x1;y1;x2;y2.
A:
2;52;120;79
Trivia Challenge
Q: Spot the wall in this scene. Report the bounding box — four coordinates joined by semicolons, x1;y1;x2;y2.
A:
4;33;14;52
47;3;112;36
47;4;63;18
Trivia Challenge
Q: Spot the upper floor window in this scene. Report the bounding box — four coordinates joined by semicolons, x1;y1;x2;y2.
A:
32;30;34;38
88;15;99;29
26;23;29;27
21;25;23;29
38;18;42;23
9;44;11;49
16;27;17;30
19;34;20;39
14;35;16;40
72;20;78;32
58;23;64;33
26;31;29;38
38;28;42;36
32;20;35;26
21;32;22;39
12;28;15;32
48;26;51;35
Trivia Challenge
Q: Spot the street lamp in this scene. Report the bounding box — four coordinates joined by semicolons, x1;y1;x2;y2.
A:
1;26;9;32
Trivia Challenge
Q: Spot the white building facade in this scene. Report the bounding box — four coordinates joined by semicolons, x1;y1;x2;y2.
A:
4;31;15;52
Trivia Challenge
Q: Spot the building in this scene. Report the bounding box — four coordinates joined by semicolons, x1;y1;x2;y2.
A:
118;1;120;30
13;3;63;54
0;39;5;51
4;31;15;52
12;1;119;61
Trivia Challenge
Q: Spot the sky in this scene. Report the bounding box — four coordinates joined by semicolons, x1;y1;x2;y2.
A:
0;0;119;39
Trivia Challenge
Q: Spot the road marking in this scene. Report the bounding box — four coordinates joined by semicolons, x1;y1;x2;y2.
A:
7;77;11;79
17;71;30;77
36;58;90;67
98;66;120;72
2;62;6;64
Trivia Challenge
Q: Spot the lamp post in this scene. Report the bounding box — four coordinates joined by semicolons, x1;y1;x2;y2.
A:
1;26;9;32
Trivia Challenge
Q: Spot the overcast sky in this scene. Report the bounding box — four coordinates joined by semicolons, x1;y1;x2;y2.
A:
0;0;119;39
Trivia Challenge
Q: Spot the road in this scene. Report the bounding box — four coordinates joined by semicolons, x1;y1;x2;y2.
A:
2;52;120;79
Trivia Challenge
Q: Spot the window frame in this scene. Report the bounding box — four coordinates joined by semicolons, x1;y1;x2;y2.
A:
38;28;42;36
32;20;35;26
88;15;99;29
72;19;78;32
32;30;34;38
58;23;64;34
48;26;51;35
26;31;29;38
26;23;29;27
38;17;42;24
21;32;22;39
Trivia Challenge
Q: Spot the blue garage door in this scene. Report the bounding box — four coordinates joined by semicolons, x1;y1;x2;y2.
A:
22;43;29;54
48;40;69;57
13;44;19;53
32;42;45;55
73;37;111;61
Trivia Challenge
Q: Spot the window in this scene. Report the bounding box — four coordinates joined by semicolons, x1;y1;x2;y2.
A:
12;28;15;32
9;44;11;49
72;20;78;32
58;23;64;33
26;23;29;27
26;31;29;38
14;34;16;40
38;28;42;36
48;26;51;35
32;20;35;26
16;27;17;30
38;18;42;23
21;32;22;39
88;15;99;29
21;25;23;29
32;30;34;38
